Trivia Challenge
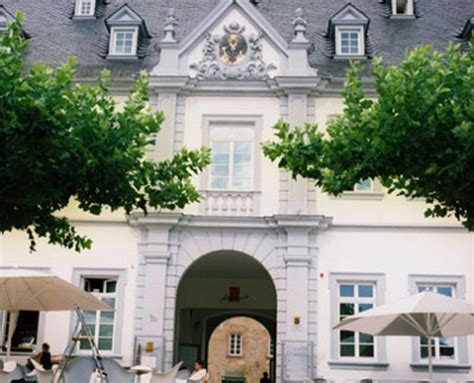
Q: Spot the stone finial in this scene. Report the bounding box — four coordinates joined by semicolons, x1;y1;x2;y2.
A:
162;8;178;42
292;8;308;42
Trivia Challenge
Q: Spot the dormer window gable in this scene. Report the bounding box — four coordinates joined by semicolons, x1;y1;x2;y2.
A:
390;0;415;18
105;4;150;59
328;4;369;59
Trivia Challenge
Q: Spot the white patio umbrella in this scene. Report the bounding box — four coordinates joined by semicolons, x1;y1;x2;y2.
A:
0;269;112;358
334;291;474;381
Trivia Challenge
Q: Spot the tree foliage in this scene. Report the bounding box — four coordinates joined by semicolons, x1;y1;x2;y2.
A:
0;15;210;251
264;42;474;229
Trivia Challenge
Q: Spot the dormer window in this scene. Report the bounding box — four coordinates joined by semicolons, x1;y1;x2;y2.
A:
391;0;414;16
110;27;138;56
336;27;364;56
74;0;96;17
328;4;369;59
105;4;149;59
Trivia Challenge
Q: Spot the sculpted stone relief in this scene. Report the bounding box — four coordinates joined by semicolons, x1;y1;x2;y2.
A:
190;22;277;80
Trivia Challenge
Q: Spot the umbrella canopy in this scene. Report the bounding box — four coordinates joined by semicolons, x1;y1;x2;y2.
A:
0;269;112;357
0;269;112;312
334;291;474;337
334;291;474;381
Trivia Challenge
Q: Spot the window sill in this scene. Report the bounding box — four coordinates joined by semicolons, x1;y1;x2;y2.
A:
72;15;97;20
328;360;389;370
106;55;139;61
334;55;368;61
410;363;471;372
0;350;34;356
390;14;416;20
332;191;385;201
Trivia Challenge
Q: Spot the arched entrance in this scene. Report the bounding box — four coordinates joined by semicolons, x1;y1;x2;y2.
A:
174;251;277;381
208;317;273;383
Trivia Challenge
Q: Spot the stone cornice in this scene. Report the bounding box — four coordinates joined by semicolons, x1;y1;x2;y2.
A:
128;212;332;231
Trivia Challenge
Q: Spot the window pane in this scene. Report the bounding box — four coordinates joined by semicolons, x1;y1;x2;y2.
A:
358;285;374;297
340;331;355;343
102;298;115;309
100;311;115;324
211;164;229;176
359;333;374;344
105;280;116;293
420;346;436;359
340;344;355;357
98;339;113;351
211;177;228;189
359;303;373;313
83;311;97;322
437;287;453;297
339;303;354;317
439;346;455;359
99;325;114;337
339;284;354;297
359;345;374;357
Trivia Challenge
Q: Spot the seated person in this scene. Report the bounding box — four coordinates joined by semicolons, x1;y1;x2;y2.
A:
260;372;271;383
188;360;207;383
29;342;52;370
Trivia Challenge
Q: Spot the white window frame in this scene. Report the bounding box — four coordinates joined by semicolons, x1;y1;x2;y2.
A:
228;333;243;356
391;0;414;16
109;26;138;56
209;125;255;191
201;115;263;194
268;337;274;359
74;0;96;17
408;275;470;372
80;278;117;354
417;284;457;363
335;26;365;57
337;282;377;360
329;273;388;370
71;268;126;357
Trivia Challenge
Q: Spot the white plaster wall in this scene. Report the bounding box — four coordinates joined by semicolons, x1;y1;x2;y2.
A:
316;227;474;381
181;96;281;217
0;222;139;366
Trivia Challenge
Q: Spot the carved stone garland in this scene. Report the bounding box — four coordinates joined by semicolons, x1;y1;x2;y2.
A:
190;22;277;81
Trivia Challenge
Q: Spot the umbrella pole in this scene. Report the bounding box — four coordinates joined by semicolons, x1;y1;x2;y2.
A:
428;334;433;382
6;310;19;359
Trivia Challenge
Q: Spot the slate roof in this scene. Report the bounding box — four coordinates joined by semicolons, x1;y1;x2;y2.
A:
0;0;472;79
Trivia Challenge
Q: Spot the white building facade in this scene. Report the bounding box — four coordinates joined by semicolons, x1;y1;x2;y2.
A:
1;0;473;382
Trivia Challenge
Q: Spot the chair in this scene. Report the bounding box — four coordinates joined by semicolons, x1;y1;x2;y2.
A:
62;356;96;383
30;359;57;383
0;361;17;383
150;361;183;383
101;358;136;383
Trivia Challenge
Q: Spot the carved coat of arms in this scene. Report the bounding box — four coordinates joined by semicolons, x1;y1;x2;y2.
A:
190;22;276;80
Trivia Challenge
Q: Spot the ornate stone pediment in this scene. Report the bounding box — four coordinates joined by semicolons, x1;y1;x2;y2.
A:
189;22;277;81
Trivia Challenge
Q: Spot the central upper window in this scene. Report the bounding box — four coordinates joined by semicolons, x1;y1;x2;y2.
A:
209;126;254;191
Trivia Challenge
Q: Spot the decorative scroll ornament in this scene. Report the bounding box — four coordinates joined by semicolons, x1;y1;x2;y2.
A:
190;22;277;80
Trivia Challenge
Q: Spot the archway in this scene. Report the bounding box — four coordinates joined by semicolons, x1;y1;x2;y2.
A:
174;251;277;381
208;316;273;383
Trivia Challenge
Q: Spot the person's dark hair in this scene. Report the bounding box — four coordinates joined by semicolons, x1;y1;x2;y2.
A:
195;359;204;368
42;343;50;351
263;372;268;377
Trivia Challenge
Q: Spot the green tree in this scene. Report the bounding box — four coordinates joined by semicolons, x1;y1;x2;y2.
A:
263;42;474;229
0;15;210;251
